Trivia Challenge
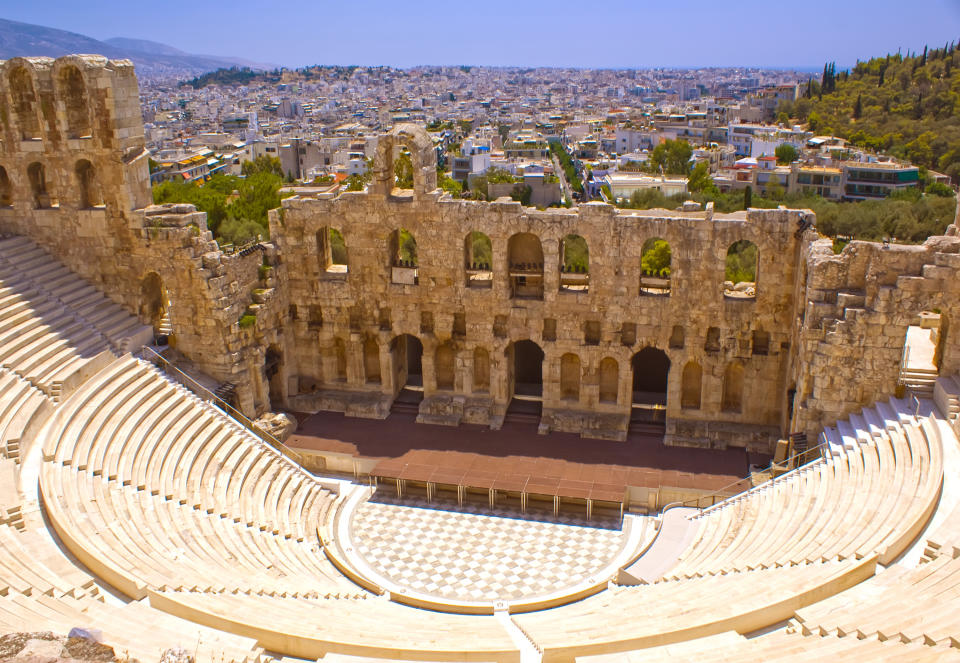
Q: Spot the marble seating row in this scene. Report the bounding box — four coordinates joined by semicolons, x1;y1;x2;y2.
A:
665;398;942;578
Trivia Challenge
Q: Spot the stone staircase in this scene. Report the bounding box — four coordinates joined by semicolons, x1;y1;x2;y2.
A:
900;365;938;397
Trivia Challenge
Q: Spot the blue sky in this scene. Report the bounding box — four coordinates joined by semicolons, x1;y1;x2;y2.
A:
4;0;960;69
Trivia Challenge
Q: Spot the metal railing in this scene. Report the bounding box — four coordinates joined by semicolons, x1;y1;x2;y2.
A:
662;441;829;513
138;346;311;479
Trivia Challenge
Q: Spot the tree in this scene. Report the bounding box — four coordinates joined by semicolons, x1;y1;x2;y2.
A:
807;111;822;133
852;93;863;120
775;143;799;165
688;161;717;194
650;139;693;175
777;111;790;125
641;239;672;277
241;155;283;177
744;185;753;209
394;150;413;188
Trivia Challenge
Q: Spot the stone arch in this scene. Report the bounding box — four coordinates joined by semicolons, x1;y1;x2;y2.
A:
0;166;11;207
390;228;418;266
435;342;455;390
640;237;672;295
681;361;702;409
560;353;581;401
391;333;423;390
138;271;168;334
507;232;544;299
722;361;745;412
599;357;619;403
631;347;670;406
724;239;758;298
473;346;490;392
464;231;493;288
559;234;589;292
317;227;348;274
27;162;53;208
58;64;92;139
370;124;437;197
363;337;381;384
334;337;348;381
8;65;42;141
264;344;284;405
75;159;103;208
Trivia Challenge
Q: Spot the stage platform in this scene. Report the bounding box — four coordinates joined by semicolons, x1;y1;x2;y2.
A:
286;408;768;515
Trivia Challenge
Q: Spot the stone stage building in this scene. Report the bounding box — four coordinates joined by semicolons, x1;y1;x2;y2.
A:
0;55;958;455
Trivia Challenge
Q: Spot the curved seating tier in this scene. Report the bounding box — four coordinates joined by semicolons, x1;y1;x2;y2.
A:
0;236;151;357
576;628;960;662
512;556;877;662
0;593;263;663
149;590;521;661
39;355;356;598
664;398;943;579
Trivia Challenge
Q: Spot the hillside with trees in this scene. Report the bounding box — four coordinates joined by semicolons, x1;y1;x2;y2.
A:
777;43;960;183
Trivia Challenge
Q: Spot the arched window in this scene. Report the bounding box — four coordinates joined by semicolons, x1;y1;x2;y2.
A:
473;346;490;392
681;362;702;409
317;227;348;276
724;240;758;299
364;337;381;384
59;65;92;139
599;357;619;403
27;162;54;209
640;237;672;295
722;362;744;412
507;233;544;299
560;353;581;401
464;231;493;288
559;234;589;292
75;160;103;208
9;67;41;141
0;167;12;207
435;343;455;390
138;272;168;334
390;228;418;284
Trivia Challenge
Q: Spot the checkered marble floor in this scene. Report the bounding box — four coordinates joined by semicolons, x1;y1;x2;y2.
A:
349;496;628;602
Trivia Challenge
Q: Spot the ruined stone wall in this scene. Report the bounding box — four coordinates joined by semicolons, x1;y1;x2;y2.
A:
269;126;812;451
0;56;266;415
791;229;960;439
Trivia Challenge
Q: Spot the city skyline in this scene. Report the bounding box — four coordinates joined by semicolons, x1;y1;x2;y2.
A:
3;0;959;70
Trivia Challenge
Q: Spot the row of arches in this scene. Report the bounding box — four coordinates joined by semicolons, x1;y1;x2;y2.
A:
314;226;758;298
320;335;746;414
0;160;103;209
7;62;93;142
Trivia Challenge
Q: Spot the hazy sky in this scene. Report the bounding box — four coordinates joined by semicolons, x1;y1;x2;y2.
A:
5;0;960;69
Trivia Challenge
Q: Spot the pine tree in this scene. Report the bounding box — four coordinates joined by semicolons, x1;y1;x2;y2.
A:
921;45;927;66
853;93;863;120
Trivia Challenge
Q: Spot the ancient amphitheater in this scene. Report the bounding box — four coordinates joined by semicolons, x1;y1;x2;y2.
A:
1;54;960;662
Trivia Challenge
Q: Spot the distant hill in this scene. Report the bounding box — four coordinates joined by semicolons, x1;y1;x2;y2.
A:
778;44;960;183
103;37;188;57
0;18;277;79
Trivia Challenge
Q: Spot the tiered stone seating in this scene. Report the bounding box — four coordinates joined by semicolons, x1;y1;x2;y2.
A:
576;628;959;662
0;370;52;463
39;355;357;598
663;397;942;579
0;236;152;356
149;590;522;662
0;593;264;663
512;556;877;662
